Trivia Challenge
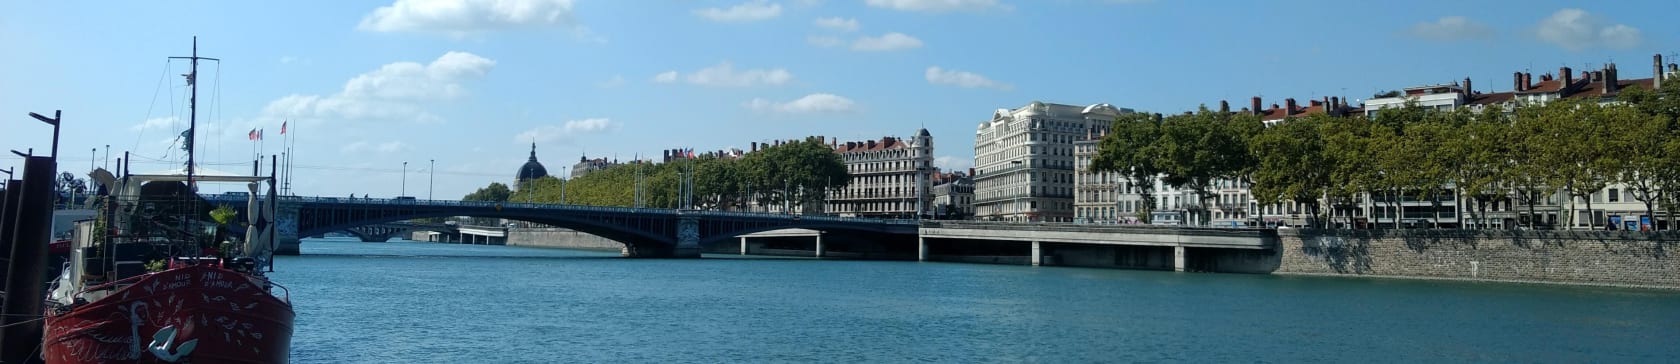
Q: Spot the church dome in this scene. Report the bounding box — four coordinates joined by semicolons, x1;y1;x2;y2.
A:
517;143;549;182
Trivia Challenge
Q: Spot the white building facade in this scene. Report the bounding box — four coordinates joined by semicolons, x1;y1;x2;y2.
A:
975;101;1130;222
827;129;935;218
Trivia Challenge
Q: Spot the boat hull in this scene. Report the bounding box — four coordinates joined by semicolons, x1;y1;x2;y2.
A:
42;265;294;363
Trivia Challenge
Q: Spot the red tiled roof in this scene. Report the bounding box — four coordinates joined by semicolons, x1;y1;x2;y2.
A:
1467;92;1515;105
833;137;906;153
1566;78;1654;100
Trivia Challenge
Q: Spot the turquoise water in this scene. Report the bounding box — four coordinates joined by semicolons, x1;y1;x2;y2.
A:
274;238;1680;363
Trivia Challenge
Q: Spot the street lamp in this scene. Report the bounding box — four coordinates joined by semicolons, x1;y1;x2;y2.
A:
401;161;408;197
428;159;435;200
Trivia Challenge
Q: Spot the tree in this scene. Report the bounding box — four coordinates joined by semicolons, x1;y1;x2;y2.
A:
1093;113;1164;223
740;137;850;214
1250;114;1328;227
1524;99;1616;229
1320;115;1379;228
1605;103;1667;230
1451;105;1513;229
462;182;513;202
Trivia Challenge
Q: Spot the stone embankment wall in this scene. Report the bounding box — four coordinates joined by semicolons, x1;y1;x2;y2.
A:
1277;229;1680;289
505;228;624;252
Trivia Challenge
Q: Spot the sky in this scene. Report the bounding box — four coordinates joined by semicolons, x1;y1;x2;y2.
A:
1;0;1674;199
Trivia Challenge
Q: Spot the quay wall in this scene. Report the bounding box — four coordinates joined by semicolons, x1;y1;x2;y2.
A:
1276;229;1680;289
505;228;624;252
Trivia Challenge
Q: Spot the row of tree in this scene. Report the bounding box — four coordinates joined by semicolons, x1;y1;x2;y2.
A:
462;136;852;212
1093;82;1680;230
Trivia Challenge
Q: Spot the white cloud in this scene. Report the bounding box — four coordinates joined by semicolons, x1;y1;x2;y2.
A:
745;93;856;113
376;141;409;153
1534;9;1642;51
925;66;1010;90
807;35;843;47
130;116;180;131
813;17;859;32
358;0;577;35
934;155;973;173
597;75;625;88
262;51;495;123
338;141;406;153
514;118;618;143
852;32;922;51
1406;16;1493;41
652;71;679;83
694;0;782;22
864;0;1005;12
653;62;793;87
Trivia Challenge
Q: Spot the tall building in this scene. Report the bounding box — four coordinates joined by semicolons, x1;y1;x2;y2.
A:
931;170;974;219
1073;133;1125;224
827;130;934;218
975;101;1130;222
571;155;618;178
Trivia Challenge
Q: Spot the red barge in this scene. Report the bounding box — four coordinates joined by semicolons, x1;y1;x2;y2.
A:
39;38;294;363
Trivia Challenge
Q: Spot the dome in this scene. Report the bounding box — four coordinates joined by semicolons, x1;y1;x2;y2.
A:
517;143;549;182
917;128;931;137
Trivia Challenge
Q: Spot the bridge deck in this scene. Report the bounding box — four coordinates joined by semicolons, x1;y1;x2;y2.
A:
919;221;1276;250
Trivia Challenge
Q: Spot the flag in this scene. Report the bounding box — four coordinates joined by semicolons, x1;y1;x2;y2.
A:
178;128;194;152
281;121;288;135
182;72;195;86
248;128;257;141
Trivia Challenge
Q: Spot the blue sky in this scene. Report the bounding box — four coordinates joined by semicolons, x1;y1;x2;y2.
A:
1;0;1674;199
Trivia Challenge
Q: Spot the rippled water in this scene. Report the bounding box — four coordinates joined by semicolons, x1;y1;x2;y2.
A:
273;237;1680;363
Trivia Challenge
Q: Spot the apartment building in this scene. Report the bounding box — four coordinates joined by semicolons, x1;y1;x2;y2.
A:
827;130;935;218
975;101;1131;222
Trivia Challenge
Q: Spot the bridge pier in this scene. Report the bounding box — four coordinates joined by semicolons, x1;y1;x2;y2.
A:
740;237;748;255
1173;246;1186;272
917;237;927;261
275;237;301;256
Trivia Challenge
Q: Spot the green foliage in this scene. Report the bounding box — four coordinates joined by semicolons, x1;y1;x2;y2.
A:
145;259;168;272
209;204;238;226
463;182;513;202
464;137;850;213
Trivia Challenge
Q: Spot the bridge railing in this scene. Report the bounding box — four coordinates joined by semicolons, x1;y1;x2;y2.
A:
227;195;916;224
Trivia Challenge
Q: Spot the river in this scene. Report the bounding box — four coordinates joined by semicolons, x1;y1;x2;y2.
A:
272;237;1680;363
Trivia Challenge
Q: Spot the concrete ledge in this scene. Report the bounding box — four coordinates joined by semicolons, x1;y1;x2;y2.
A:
1273;271;1680;291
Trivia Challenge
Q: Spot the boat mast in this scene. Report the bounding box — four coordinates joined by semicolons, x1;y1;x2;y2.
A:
169;37;217;188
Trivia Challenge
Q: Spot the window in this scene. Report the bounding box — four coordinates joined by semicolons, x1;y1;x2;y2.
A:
1608;189;1619;202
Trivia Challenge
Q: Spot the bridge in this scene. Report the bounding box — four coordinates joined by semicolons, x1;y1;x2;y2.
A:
204;195;919;258
917;221;1278;272
344;222;455;243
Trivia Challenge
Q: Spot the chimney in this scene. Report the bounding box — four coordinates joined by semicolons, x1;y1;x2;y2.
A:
1559;67;1573;85
968;168;975;177
1524;72;1533;90
1657;54;1665;91
1513;72;1524;91
1331;96;1341;109
1309;99;1323;108
1219;100;1230;113
1284;98;1297;114
1462;78;1472;97
1540;73;1553;82
831;137;837;148
1591;70;1602;82
1251;97;1262;115
751;142;758;152
1604;63;1619;94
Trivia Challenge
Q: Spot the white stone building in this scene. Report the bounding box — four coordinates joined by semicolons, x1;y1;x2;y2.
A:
827;129;935;218
975;101;1130;222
